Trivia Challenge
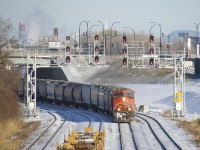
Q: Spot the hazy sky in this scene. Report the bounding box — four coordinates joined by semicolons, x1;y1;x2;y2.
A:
0;0;200;39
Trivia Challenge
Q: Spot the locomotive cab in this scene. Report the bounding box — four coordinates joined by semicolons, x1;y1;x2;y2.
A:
112;89;135;122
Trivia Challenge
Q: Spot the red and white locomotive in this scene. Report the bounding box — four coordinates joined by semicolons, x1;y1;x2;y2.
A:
112;88;135;122
20;79;136;122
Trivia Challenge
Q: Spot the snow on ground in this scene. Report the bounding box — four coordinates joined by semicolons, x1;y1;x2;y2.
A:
131;119;163;150
117;83;174;112
24;105;122;150
23;81;200;150
148;112;198;149
120;123;135;150
117;81;200;149
104;122;121;150
23;110;55;150
117;82;200;116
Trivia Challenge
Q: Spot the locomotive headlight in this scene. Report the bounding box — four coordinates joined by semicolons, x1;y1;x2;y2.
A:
123;97;125;102
118;108;121;111
128;108;131;111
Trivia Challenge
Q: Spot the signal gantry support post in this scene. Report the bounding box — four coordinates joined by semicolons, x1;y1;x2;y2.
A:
172;55;186;117
25;53;39;118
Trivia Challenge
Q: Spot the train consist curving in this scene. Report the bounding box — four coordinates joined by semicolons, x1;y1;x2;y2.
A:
20;79;136;122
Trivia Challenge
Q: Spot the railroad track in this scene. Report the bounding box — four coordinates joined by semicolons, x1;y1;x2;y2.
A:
26;103;67;150
26;111;63;150
38;102;105;131
81;111;103;131
136;113;182;150
38;102;93;129
39;103;116;149
118;123;139;150
129;122;139;150
118;123;123;150
73;111;92;128
42;112;66;150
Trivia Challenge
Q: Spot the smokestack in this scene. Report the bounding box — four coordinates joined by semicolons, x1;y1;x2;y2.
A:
54;28;58;36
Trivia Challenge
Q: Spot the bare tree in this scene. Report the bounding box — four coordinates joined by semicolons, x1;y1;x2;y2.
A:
0;15;21;121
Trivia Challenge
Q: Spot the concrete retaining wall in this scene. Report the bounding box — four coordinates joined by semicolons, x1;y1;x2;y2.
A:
37;68;68;80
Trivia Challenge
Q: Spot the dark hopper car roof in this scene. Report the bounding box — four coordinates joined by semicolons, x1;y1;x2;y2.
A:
93;84;135;93
37;79;134;92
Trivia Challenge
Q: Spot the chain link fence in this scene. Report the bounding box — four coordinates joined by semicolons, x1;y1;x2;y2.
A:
82;76;174;85
83;76;200;85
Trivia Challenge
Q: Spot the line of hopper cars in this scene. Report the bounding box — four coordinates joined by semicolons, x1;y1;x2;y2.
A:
19;79;136;122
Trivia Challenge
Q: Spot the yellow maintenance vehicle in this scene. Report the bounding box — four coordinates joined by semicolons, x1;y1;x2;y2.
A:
57;127;105;150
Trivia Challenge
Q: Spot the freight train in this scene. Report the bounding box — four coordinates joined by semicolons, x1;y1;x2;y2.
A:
19;79;136;122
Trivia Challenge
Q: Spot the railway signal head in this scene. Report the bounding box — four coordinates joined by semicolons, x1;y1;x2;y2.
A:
123;36;127;43
123;48;127;54
95;46;99;51
150;35;154;42
66;36;70;40
95;35;99;40
150;48;154;54
149;58;154;66
95;56;99;63
66;56;70;63
123;58;127;65
66;46;70;52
